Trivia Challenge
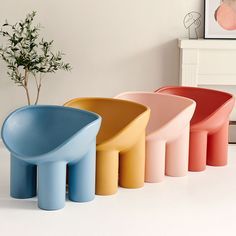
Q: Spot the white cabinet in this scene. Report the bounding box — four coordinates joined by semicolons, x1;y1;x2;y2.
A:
179;39;236;143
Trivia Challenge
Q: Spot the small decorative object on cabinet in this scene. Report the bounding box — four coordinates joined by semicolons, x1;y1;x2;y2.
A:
204;0;236;39
156;86;235;172
183;11;201;39
178;38;236;143
116;92;196;183
1;105;101;210
0;11;71;105
64;98;150;195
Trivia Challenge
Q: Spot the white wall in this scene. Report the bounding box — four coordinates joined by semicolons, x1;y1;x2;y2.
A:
0;0;203;124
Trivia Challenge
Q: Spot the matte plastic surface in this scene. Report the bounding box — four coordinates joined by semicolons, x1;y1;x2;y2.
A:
156;86;235;171
64;98;150;195
1;105;101;210
116;92;196;182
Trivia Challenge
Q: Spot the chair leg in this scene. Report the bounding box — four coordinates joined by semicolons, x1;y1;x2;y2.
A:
119;132;145;188
68;141;96;202
10;155;37;199
96;150;119;195
38;161;66;210
145;140;166;183
207;121;229;166
189;131;208;171
166;125;190;177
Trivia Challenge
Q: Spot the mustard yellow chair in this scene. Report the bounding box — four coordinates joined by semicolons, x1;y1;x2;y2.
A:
64;98;150;195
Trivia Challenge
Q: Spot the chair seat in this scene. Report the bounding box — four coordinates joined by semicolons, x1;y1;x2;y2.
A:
1;105;101;210
156;86;235;172
64;98;150;195
116;92;196;183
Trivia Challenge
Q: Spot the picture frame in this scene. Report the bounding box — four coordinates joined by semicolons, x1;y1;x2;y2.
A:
204;0;236;39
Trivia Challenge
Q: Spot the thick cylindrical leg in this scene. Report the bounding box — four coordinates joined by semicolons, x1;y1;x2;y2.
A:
145;140;166;183
207;122;229;166
38;161;66;210
119;133;145;188
10;155;37;199
166;125;190;177
68;141;96;202
189;131;208;171
96;150;119;195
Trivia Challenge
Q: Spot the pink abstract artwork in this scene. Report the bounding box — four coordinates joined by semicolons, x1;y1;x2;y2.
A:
205;0;236;38
215;0;236;30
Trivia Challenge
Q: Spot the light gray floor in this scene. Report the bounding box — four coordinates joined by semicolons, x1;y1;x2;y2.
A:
0;145;236;236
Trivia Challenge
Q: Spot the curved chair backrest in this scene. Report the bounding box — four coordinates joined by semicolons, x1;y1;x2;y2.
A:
116;92;195;135
156;86;234;125
1;105;99;158
64;98;149;144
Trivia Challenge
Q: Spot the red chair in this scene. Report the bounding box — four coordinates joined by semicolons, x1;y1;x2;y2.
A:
156;86;235;171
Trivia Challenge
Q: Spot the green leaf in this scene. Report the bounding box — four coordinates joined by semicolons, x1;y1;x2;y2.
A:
0;10;72;93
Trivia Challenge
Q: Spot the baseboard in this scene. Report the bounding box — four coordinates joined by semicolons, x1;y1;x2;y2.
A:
229;121;236;144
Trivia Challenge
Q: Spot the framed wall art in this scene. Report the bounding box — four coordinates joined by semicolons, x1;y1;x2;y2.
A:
204;0;236;39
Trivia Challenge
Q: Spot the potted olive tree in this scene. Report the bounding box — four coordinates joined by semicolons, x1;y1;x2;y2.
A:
0;11;71;105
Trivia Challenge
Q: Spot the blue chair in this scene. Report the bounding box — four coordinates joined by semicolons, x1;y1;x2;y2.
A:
1;105;101;210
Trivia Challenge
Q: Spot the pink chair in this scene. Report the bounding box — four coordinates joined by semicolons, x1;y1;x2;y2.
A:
116;92;196;183
156;86;235;171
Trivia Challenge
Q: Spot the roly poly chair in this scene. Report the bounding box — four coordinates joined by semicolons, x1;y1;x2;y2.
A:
156;86;235;171
116;92;196;183
64;98;150;195
1;105;101;210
